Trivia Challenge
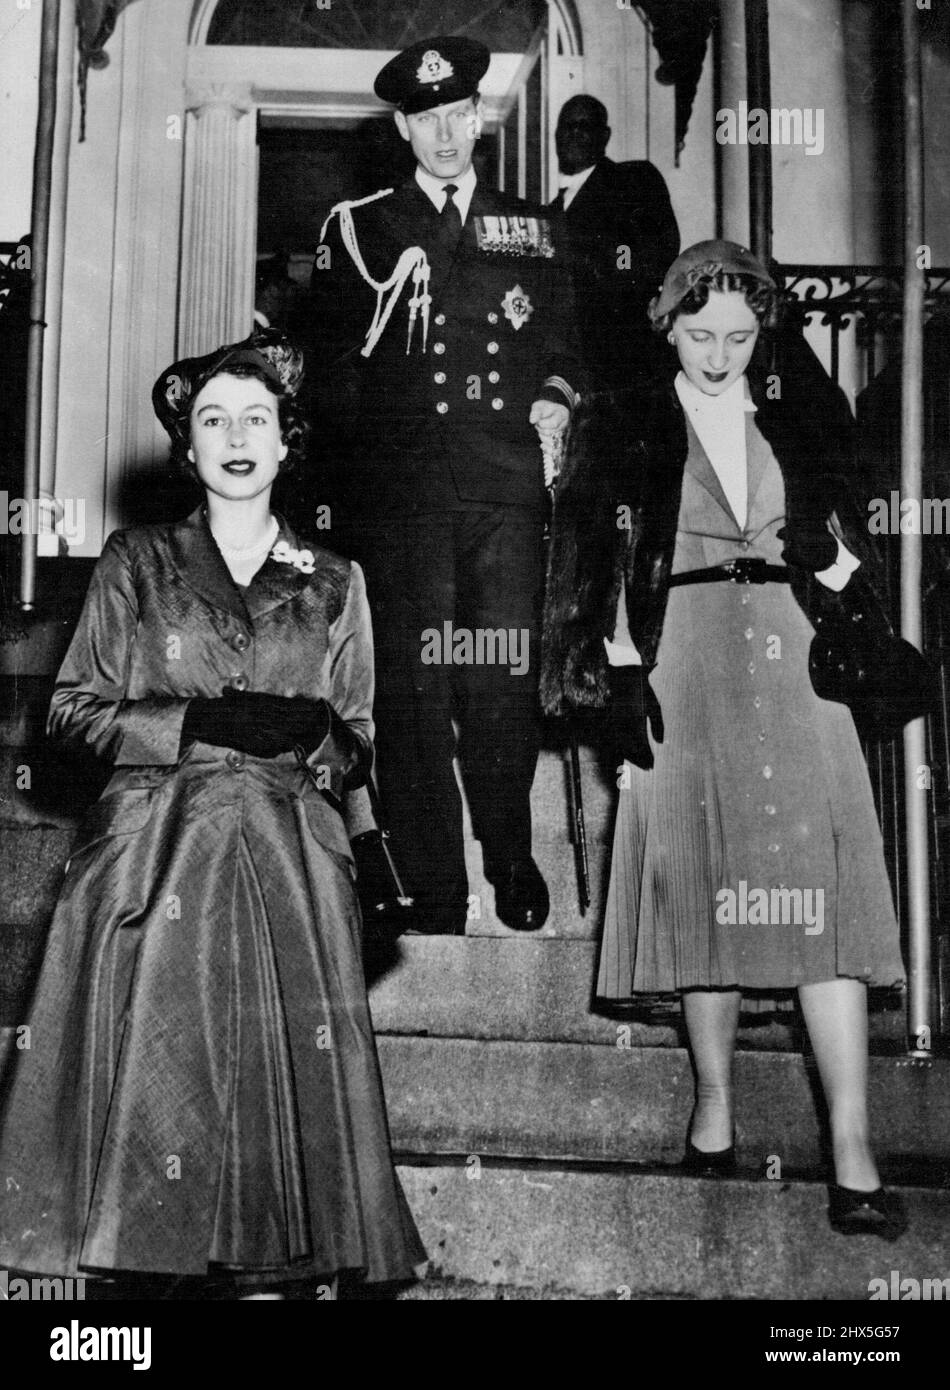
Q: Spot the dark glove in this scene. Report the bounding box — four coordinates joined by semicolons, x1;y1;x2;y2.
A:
608;665;664;771
351;829;415;937
777;524;838;573
181;690;330;759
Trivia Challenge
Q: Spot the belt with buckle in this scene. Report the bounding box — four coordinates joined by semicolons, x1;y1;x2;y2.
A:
669;558;791;587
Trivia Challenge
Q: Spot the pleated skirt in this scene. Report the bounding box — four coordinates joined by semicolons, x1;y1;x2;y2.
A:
597;579;905;999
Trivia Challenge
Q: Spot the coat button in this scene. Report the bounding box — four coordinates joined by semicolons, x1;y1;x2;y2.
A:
486;341;499;354
230;672;249;691
436;401;449;414
232;632;250;652
434;313;446;326
226;750;245;771
491;398;504;410
434;371;447;384
433;342;446;355
488;371;500;383
487;312;499;324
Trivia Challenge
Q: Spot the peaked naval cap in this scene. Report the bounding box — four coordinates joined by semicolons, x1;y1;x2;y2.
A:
374;36;490;115
152;329;303;437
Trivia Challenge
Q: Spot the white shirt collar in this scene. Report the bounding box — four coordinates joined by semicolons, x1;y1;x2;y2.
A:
674;371;756;418
415;164;477;222
557;163;596;210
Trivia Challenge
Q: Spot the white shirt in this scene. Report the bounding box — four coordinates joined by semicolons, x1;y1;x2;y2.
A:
674;371;753;528
558;164;596;211
415;164;477;223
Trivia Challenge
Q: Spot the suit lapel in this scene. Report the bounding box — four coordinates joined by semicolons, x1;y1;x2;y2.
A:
167;507;249;623
167;508;315;625
683;417;741;526
564;160;609;221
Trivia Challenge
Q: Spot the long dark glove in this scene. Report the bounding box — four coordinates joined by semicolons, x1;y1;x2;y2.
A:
181;690;330;759
776;523;838;573
609;665;664;772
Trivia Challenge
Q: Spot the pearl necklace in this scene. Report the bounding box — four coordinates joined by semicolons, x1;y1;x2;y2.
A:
211;515;279;560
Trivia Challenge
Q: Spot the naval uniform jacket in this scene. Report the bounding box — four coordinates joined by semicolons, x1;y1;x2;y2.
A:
540;329;892;715
311;177;582;518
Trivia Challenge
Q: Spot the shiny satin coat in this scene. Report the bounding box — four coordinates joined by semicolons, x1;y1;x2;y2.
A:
0;507;424;1281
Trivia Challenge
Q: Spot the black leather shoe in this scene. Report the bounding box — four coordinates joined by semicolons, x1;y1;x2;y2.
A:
488;857;550;931
827;1185;908;1241
682;1136;738;1178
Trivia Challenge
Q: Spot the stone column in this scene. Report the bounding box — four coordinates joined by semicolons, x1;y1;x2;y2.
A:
179;83;258;357
718;0;750;246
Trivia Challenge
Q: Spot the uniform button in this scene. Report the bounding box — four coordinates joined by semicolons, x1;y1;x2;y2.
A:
434;313;446;326
764;804;777;816
232;632;249;652
226;750;245;771
433;371;446;384
488;371;500;384
741;592;751;605
744;627;754;641
748;662;756;674
436;401;449;415
763;765;773;778
230;672;249;692
433;342;446;355
487;341;499;354
487;312;499;324
758;730;767;742
753;696;762;709
768;842;780;853
491;398;504;411
741;540;750;550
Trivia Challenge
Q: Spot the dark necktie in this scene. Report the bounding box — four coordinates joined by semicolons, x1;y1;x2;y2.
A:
440;182;463;239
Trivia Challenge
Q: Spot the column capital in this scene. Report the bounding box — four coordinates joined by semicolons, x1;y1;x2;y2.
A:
185;82;254;117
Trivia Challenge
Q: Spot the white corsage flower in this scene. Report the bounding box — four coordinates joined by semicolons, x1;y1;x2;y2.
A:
271;540;316;574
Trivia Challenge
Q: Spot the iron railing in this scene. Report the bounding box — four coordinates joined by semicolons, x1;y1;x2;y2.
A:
782;264;950;1039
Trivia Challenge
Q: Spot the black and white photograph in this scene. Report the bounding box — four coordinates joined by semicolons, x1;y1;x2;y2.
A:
0;0;948;1360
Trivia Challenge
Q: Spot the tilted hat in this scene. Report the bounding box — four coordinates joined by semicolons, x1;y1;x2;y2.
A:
152;328;303;437
650;239;776;320
374;35;490;115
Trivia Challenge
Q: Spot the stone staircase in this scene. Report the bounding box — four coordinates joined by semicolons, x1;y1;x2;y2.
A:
3;669;949;1300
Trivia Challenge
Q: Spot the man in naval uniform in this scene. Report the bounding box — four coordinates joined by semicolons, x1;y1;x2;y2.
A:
310;36;581;935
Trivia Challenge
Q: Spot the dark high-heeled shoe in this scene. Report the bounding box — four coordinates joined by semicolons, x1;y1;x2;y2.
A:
682;1130;737;1178
827;1185;908;1241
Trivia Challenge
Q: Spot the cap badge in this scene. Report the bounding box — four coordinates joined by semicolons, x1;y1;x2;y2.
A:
501;285;533;331
417;50;454;84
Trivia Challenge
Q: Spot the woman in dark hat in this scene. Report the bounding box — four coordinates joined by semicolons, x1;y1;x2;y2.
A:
0;328;425;1295
542;241;912;1239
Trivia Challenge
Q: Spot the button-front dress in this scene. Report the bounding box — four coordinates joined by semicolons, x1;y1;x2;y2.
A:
0;509;425;1287
597;405;905;999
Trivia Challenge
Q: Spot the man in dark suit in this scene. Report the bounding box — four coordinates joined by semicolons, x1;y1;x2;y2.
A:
310;37;582;935
550;95;680;389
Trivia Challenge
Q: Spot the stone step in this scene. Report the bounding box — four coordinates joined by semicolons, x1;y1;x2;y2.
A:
395;1160;950;1300
378;1036;950;1170
367;937;906;1050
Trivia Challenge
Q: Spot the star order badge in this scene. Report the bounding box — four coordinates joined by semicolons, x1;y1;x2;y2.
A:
417;50;454;84
501;285;534;330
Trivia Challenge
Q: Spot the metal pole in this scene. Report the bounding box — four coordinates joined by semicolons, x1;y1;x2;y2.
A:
20;0;62;612
744;0;772;264
900;0;930;1055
